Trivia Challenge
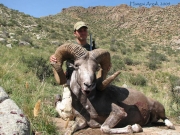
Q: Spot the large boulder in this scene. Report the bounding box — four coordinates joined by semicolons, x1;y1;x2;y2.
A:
0;87;30;135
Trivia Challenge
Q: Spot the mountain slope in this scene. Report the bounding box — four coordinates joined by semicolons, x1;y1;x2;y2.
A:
0;3;180;134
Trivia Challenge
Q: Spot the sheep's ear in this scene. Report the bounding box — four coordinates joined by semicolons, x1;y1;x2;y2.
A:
96;68;102;79
96;65;101;72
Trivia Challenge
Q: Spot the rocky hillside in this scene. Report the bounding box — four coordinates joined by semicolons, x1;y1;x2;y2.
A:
0;4;180;134
43;4;180;46
1;4;180;48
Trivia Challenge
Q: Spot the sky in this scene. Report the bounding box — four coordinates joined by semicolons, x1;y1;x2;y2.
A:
0;0;179;18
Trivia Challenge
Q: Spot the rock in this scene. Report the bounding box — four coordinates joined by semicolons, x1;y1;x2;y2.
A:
19;41;30;46
36;35;41;39
51;40;60;45
122;83;128;88
0;87;9;102
174;39;180;44
9;33;15;36
173;86;180;95
6;44;12;48
0;87;30;135
0;38;5;42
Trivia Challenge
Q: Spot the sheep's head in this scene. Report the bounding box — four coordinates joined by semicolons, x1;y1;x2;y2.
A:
71;55;100;96
51;43;112;91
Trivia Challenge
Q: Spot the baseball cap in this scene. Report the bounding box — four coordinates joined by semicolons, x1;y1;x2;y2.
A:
74;21;88;31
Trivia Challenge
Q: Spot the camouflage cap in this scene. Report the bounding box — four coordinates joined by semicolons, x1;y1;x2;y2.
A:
74;21;88;31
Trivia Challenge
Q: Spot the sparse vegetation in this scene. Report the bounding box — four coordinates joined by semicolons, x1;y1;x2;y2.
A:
0;3;180;134
129;74;147;86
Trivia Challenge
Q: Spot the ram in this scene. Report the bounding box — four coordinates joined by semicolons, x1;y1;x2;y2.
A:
51;43;175;134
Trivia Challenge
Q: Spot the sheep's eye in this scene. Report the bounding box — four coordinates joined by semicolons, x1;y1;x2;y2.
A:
73;63;80;70
96;65;100;71
75;64;79;67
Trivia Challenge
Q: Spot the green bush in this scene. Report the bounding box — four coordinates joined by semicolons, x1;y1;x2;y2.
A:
21;56;54;82
169;76;180;116
0;19;6;26
110;44;118;52
129;74;147;86
111;55;126;70
120;48;127;55
118;42;128;55
150;85;159;93
21;34;33;44
175;58;180;65
163;46;176;56
123;57;134;65
134;44;142;52
147;61;159;70
146;48;167;70
148;48;167;62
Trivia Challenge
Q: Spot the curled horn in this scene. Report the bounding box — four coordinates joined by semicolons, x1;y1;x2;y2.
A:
90;49;120;90
51;43;87;85
98;71;121;90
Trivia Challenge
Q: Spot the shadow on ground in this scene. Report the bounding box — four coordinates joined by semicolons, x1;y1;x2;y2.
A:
52;117;180;135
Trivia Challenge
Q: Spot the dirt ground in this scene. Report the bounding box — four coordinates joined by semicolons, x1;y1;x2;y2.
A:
52;117;180;135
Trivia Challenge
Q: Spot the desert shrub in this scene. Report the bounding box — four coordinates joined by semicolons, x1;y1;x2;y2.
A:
21;34;33;44
150;85;159;93
37;24;42;30
169;75;180;116
147;60;159;70
21;56;54;82
133;60;141;65
0;66;5;78
111;55;126;72
163;46;176;56
148;48;167;62
169;75;180;88
134;44;142;52
15;29;22;35
50;32;61;39
146;48;167;70
117;42;128;55
110;44;118;52
129;74;147;86
123;57;134;65
120;48;127;55
175;58;180;65
7;19;19;26
0;19;6;26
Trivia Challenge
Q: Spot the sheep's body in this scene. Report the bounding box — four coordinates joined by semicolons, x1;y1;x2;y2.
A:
51;44;175;134
67;54;174;134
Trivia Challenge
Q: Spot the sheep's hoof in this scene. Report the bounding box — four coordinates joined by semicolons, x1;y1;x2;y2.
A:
132;124;143;133
64;129;73;135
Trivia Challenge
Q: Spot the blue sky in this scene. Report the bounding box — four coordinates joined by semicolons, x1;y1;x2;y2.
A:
0;0;179;18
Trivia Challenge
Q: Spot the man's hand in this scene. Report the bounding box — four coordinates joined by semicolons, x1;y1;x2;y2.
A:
50;54;57;63
108;63;112;71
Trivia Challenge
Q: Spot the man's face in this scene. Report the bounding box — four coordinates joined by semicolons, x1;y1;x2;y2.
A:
74;27;88;40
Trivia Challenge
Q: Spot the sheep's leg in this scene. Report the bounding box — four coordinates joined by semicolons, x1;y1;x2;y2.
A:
65;116;87;135
100;103;142;134
164;118;175;129
100;103;132;134
156;102;175;129
87;119;101;128
149;99;175;130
